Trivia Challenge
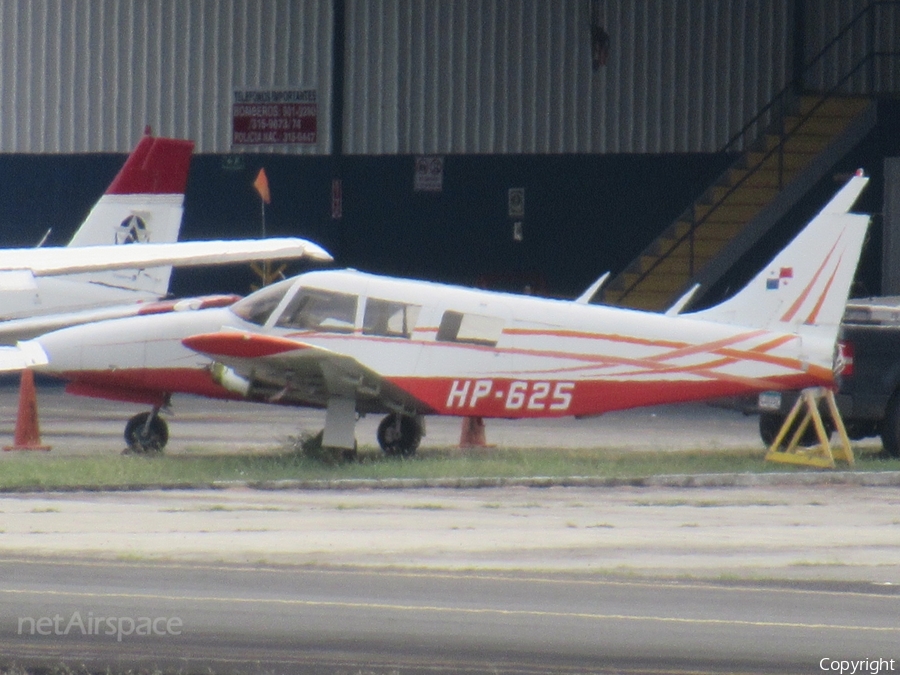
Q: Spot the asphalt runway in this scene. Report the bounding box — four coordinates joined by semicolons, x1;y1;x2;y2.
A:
1;558;899;674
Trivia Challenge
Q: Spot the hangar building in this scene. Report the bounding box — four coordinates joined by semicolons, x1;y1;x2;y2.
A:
0;0;897;305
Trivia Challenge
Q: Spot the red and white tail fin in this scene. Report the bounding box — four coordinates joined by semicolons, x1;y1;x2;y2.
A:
65;131;194;296
687;173;870;347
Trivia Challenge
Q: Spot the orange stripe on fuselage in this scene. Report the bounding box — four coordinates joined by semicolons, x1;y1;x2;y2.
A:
289;325;817;385
503;327;687;350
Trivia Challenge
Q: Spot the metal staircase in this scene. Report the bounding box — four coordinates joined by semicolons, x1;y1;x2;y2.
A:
601;94;876;312
600;1;900;312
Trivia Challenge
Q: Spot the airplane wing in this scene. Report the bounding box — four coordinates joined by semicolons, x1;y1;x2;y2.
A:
182;331;431;415
0;339;50;372
0;295;240;344
0;237;331;277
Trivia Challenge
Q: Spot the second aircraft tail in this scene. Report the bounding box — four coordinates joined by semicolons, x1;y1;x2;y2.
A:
65;131;194;296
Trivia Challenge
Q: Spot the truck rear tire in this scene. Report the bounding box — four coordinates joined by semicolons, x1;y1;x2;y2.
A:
759;411;832;449
880;393;900;458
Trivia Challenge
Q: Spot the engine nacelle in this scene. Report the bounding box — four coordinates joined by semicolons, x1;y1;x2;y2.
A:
209;362;251;398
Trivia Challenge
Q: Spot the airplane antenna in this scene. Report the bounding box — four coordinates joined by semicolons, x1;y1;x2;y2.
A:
574;272;610;304
35;229;51;248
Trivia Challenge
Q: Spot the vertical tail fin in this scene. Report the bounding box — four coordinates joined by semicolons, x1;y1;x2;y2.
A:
65;131;194;296
687;173;870;346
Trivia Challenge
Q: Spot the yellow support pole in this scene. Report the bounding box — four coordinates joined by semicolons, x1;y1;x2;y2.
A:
250;261;287;289
764;387;854;469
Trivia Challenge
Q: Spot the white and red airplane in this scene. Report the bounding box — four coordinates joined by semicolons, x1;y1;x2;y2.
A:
6;174;870;455
0;131;331;343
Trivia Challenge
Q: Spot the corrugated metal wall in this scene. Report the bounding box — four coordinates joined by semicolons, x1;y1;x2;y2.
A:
803;0;900;94
0;0;334;154
344;0;794;153
0;0;895;155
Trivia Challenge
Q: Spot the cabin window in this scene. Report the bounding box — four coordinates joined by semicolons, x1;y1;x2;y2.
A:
436;310;504;347
230;278;295;326
275;288;358;333
363;298;421;338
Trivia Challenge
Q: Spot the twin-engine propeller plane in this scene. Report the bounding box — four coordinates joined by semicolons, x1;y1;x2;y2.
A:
5;174;870;455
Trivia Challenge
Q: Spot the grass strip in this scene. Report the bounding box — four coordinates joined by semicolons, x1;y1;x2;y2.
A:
0;443;897;491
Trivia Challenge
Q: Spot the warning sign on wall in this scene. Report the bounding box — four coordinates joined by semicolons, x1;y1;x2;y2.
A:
232;89;318;145
508;188;525;218
414;156;444;192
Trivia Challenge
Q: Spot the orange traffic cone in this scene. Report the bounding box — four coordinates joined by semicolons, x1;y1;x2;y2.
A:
4;370;50;451
459;416;489;448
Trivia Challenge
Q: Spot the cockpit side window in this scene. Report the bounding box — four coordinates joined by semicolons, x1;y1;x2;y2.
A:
229;278;295;326
363;298;421;338
275;288;358;333
436;310;504;347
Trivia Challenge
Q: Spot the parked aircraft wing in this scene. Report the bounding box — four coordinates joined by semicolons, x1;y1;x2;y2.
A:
182;331;429;414
0;339;49;373
0;237;332;277
0;295;240;344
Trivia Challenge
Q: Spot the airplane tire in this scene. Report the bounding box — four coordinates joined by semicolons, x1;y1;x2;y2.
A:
124;412;168;454
377;414;421;458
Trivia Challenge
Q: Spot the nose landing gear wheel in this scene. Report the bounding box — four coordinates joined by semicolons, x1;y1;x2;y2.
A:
124;411;169;454
377;414;422;457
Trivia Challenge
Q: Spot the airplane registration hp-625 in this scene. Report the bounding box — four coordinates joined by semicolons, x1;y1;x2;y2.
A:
6;174;871;457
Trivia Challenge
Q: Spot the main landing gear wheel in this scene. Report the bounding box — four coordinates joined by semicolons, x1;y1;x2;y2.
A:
124;411;169;454
880;392;900;458
377;414;422;457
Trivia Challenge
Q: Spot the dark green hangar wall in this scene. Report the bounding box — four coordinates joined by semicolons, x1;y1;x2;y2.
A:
182;151;733;297
0;150;731;299
0;98;898;301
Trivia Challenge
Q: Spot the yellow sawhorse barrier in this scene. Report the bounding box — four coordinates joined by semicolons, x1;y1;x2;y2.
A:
764;387;854;469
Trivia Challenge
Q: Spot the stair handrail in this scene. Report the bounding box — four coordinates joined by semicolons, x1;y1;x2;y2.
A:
721;1;887;158
615;1;898;304
616;55;877;304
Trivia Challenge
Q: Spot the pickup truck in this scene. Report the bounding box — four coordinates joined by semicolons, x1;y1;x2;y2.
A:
752;297;900;457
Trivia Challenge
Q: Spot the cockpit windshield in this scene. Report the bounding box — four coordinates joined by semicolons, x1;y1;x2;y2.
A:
229;278;296;326
275;287;358;333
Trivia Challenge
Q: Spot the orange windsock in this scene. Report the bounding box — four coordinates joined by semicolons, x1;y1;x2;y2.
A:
254;168;271;204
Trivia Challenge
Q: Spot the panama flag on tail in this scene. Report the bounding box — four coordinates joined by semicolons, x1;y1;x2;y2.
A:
687;172;870;361
64;130;195;296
